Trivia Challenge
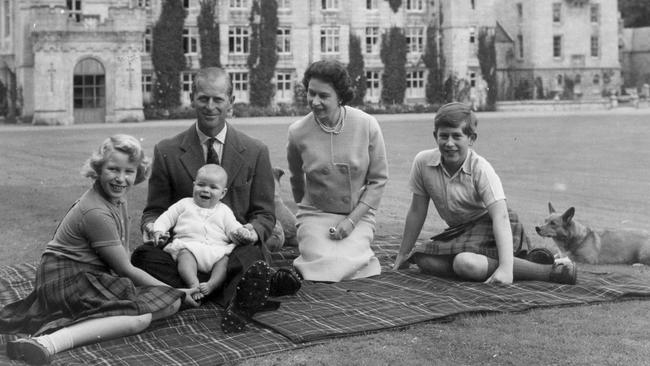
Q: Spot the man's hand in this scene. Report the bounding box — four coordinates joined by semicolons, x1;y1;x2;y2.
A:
142;223;156;245
153;231;170;248
231;225;258;246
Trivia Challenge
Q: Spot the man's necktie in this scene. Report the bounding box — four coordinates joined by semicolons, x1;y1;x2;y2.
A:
206;138;219;165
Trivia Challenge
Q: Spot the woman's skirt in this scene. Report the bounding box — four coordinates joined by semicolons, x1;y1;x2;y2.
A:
293;204;381;282
407;209;531;261
0;253;184;336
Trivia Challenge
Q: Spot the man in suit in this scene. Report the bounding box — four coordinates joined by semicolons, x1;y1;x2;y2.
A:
131;67;300;333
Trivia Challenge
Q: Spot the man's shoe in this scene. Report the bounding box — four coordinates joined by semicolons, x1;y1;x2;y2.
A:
549;261;578;285
7;338;52;365
525;248;555;265
220;260;271;333
269;267;302;297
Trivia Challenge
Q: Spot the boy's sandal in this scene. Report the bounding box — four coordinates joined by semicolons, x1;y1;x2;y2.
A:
7;338;52;365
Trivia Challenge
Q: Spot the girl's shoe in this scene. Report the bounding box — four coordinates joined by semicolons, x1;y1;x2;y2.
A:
6;338;52;365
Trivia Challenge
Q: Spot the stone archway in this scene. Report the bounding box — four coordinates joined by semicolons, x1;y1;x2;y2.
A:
73;58;105;123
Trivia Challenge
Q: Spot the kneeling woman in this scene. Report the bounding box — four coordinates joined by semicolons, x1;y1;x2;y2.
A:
0;135;199;365
287;60;389;282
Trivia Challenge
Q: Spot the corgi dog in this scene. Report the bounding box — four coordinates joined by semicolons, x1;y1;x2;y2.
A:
535;203;650;265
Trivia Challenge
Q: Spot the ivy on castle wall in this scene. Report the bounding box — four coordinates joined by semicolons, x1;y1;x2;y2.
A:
380;27;407;105
247;0;278;107
347;34;366;106
477;27;497;110
152;0;186;109
198;0;220;68
424;25;444;105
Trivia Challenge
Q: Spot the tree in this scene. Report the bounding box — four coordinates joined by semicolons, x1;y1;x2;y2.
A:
197;0;220;67
152;0;186;109
619;0;650;27
477;27;497;110
423;25;444;105
385;0;402;13
247;0;278;107
380;27;407;105
347;34;366;106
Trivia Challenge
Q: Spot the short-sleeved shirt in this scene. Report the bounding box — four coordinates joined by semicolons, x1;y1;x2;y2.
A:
408;148;505;227
43;182;128;266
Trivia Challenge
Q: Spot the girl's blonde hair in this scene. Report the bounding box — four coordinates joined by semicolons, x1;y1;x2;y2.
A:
81;134;151;185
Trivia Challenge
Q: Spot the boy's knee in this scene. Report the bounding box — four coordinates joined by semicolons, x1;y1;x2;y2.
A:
453;252;487;280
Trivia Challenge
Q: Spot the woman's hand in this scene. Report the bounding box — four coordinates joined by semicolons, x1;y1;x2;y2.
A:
392;253;410;270
328;217;355;240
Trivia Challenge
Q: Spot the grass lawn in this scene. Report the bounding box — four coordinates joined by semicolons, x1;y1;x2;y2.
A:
1;110;650;365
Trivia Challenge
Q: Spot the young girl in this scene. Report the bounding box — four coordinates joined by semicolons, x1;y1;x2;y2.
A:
0;135;199;365
152;164;256;300
393;103;577;285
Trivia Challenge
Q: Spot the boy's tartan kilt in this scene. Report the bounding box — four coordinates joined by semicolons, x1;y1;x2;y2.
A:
408;209;531;260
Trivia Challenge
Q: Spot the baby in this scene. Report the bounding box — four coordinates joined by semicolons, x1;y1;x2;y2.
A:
153;164;256;300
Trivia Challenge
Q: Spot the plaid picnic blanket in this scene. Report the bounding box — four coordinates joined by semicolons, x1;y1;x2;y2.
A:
2;237;650;365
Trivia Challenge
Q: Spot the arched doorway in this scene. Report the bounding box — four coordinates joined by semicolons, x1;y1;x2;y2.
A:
73;58;105;123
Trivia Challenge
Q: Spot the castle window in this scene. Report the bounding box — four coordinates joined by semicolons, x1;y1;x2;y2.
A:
365;27;379;54
277;27;291;54
183;27;198;55
320;27;340;54
229;0;249;9
406;0;424;11
590;35;599;57
366;71;381;98
553;35;562;58
406;70;425;97
144;27;152;54
321;0;339;10
552;3;561;23
276;72;292;100
405;27;424;54
67;0;82;22
590;4;600;23
229;26;250;54
229;72;249;101
366;0;378;10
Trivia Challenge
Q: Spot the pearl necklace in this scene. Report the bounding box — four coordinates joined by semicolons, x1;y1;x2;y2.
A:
315;106;345;135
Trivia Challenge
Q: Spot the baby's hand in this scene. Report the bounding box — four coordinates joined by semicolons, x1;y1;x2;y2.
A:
153;231;170;248
230;227;256;246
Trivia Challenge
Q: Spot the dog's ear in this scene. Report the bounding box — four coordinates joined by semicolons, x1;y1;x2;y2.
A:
561;207;575;223
548;202;556;214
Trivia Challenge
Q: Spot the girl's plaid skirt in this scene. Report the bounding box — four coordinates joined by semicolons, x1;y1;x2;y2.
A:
0;253;184;336
407;209;531;260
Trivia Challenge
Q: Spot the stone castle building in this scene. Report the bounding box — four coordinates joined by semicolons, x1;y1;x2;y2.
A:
0;0;621;124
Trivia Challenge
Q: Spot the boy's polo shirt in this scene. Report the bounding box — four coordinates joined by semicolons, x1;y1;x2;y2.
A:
408;148;505;227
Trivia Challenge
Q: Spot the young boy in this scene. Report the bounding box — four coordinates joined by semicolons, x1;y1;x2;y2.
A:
153;164;256;300
393;102;576;285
